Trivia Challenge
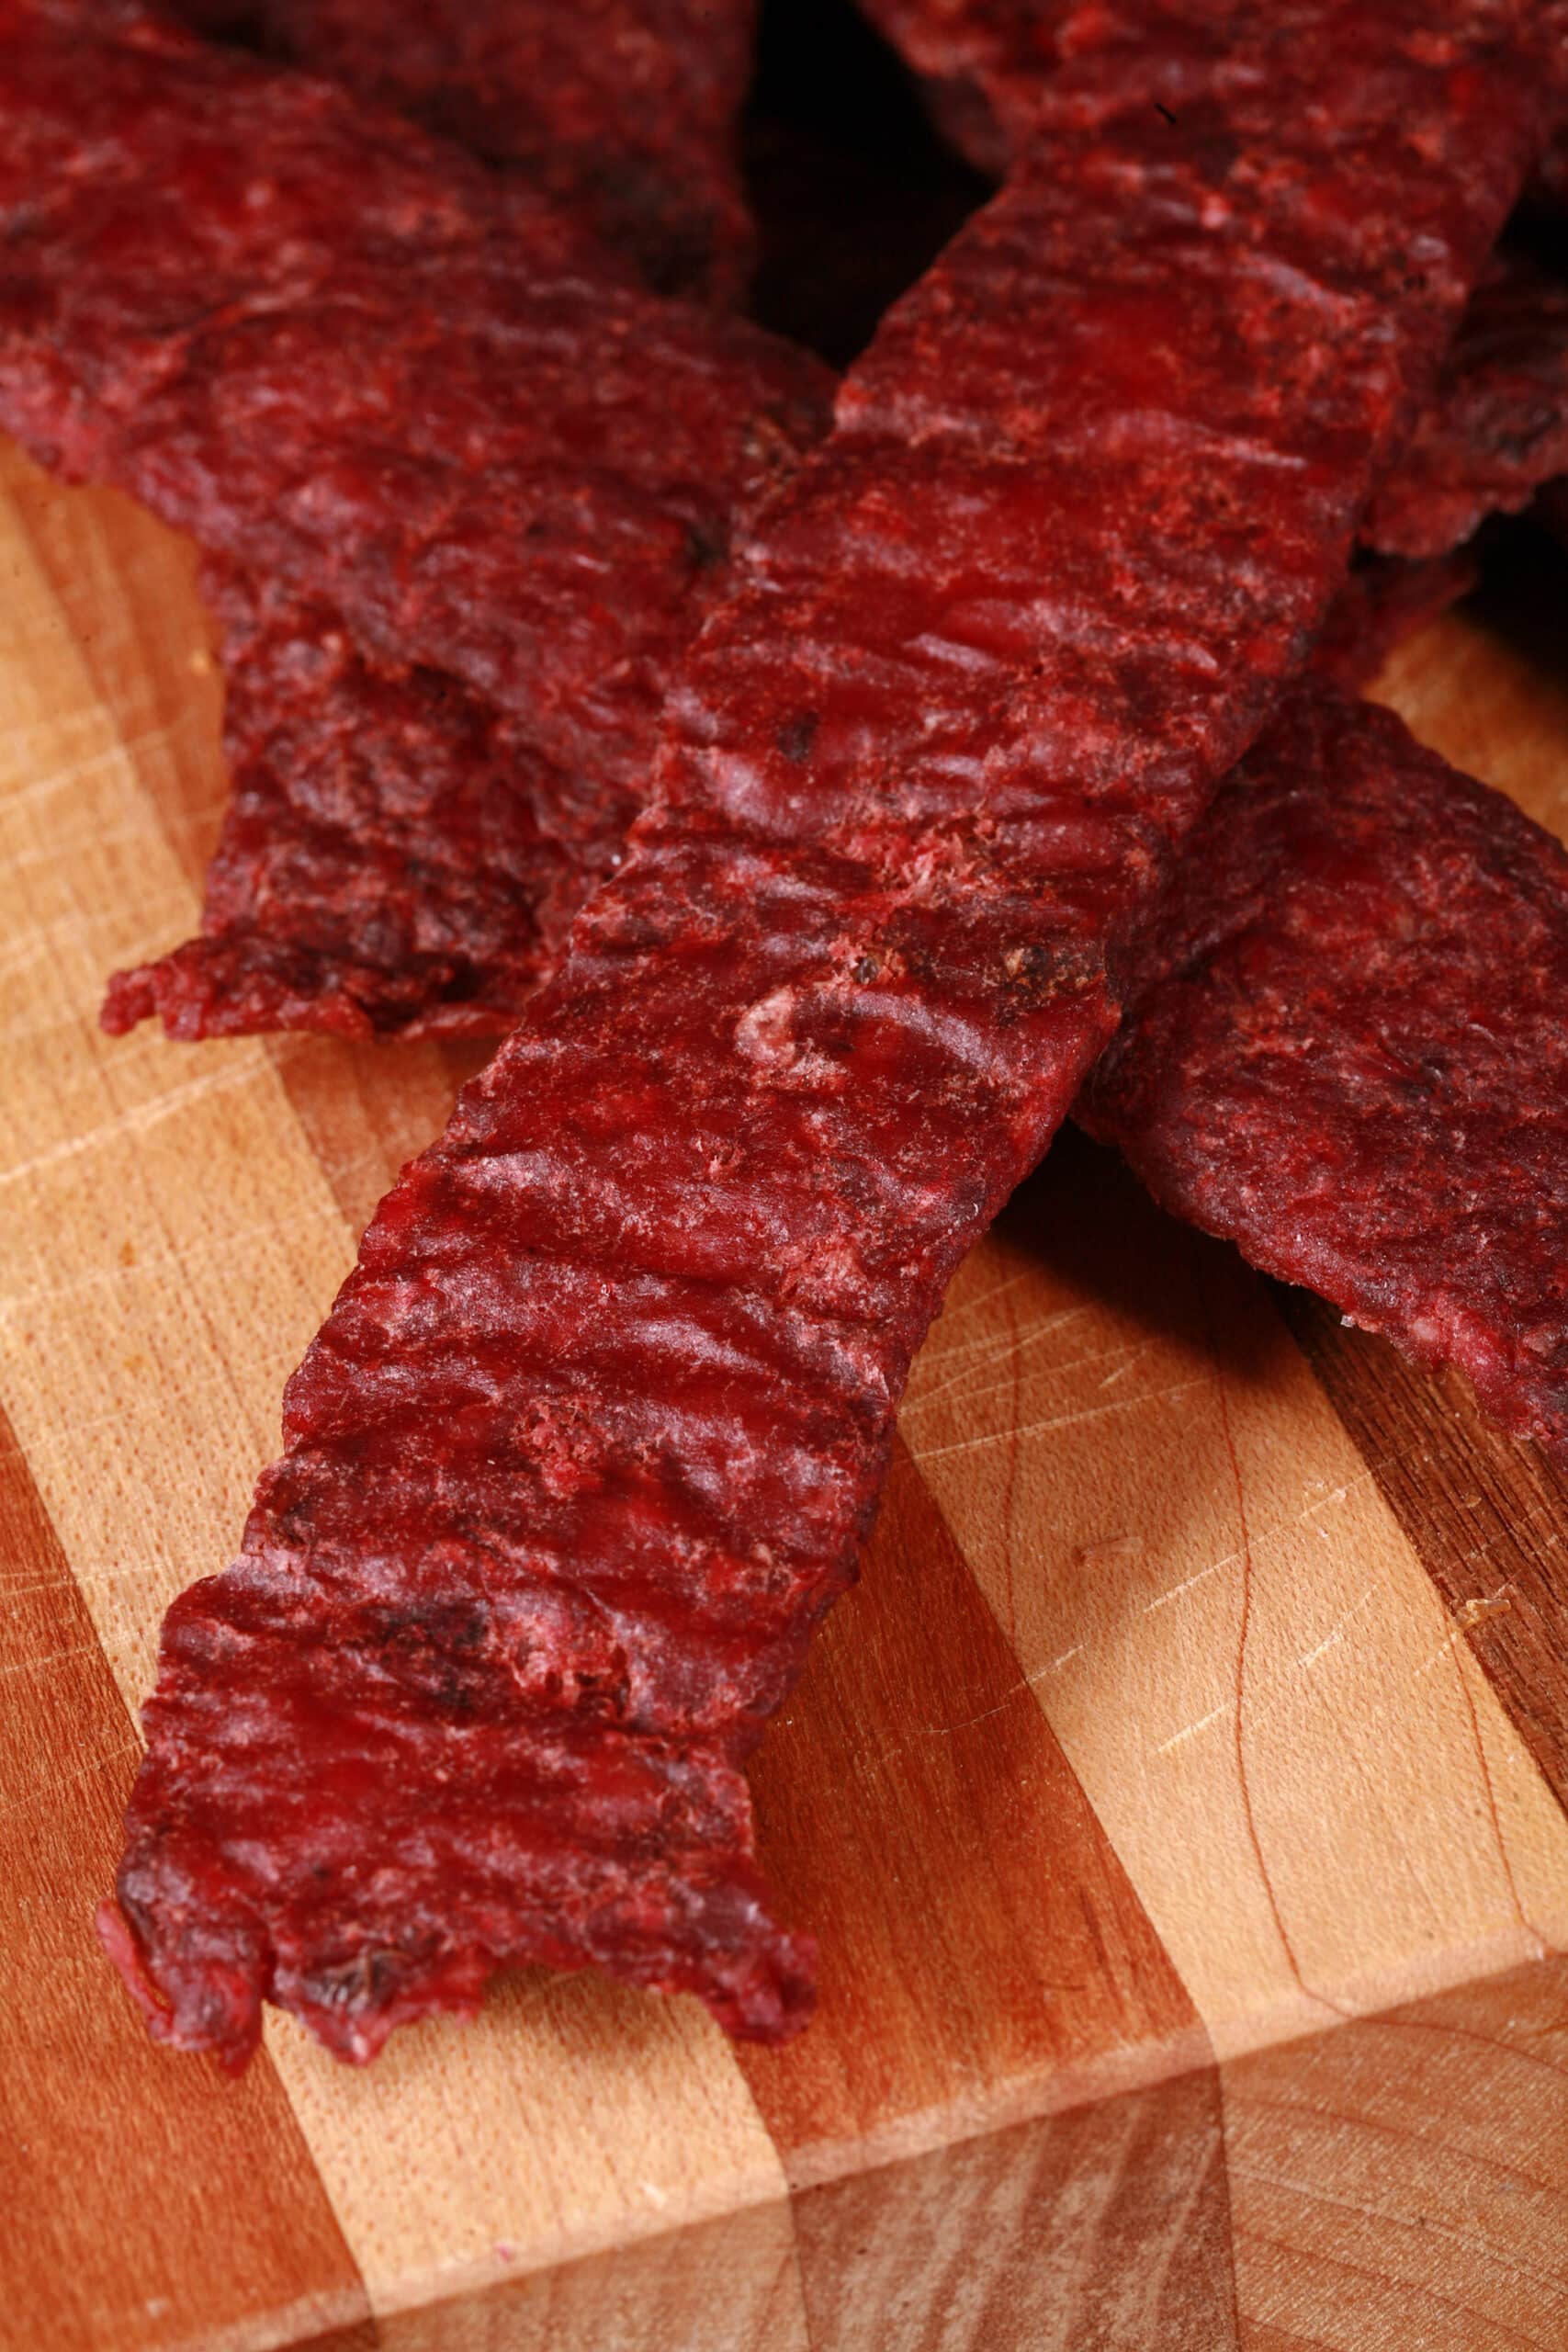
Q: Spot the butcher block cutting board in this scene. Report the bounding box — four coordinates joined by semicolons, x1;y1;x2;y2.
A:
5;433;1568;2352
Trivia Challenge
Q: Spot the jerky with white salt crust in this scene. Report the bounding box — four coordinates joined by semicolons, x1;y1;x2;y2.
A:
168;0;758;303
105;2;1546;2067
0;8;831;784
1080;686;1568;1463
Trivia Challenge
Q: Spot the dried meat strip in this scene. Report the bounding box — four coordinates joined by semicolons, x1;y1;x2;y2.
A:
0;9;831;785
850;0;1061;175
102;564;621;1042
107;528;1481;1046
168;0;758;303
98;2;1526;1052
859;4;1568;560
1362;245;1568;558
1079;687;1568;1462
101;2;1547;2069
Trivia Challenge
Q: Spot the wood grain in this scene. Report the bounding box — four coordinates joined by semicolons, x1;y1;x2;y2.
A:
788;2064;1235;2352
0;1404;372;2352
1278;1297;1568;1815
1224;1953;1568;2351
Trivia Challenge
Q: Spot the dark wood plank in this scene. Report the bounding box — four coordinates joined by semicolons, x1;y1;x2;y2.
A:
0;1404;374;2352
791;2064;1235;2352
739;1439;1221;2184
1280;1292;1568;1815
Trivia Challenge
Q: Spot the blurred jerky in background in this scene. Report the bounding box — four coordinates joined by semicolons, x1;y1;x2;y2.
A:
170;0;759;300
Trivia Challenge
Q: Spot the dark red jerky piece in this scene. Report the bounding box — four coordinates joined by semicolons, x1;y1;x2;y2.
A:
1308;548;1481;695
851;0;1062;175
0;8;832;773
1080;686;1568;1462
1363;247;1568;558
106;3;1543;2067
101;563;637;1044
863;4;1568;561
167;0;758;304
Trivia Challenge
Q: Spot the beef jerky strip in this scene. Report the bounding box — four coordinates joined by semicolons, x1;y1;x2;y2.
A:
102;533;1475;1046
102;563;626;1043
46;7;1533;1052
0;8;830;789
1361;244;1568;558
168;0;757;304
0;9;830;1039
1078;686;1568;1462
100;203;834;1046
100;1;1545;2070
95;0;1517;1053
859;3;1568;557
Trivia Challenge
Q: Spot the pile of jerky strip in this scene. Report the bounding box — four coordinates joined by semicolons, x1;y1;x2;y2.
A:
4;0;1565;2070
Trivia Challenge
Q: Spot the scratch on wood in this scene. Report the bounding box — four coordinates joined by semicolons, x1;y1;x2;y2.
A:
1204;1276;1353;2030
0;1059;268;1189
906;1371;1213;1463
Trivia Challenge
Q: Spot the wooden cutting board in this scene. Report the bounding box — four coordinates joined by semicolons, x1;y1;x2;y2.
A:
4;434;1568;2352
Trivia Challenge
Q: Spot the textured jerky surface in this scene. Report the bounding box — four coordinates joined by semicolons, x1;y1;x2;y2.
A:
0;8;831;776
1363;246;1568;558
96;212;831;1047
1080;686;1568;1461
104;530;1484;1046
102;565;622;1042
107;1;1543;2067
169;0;757;302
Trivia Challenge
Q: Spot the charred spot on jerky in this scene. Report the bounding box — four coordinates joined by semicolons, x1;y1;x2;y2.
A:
775;710;818;762
684;519;731;574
